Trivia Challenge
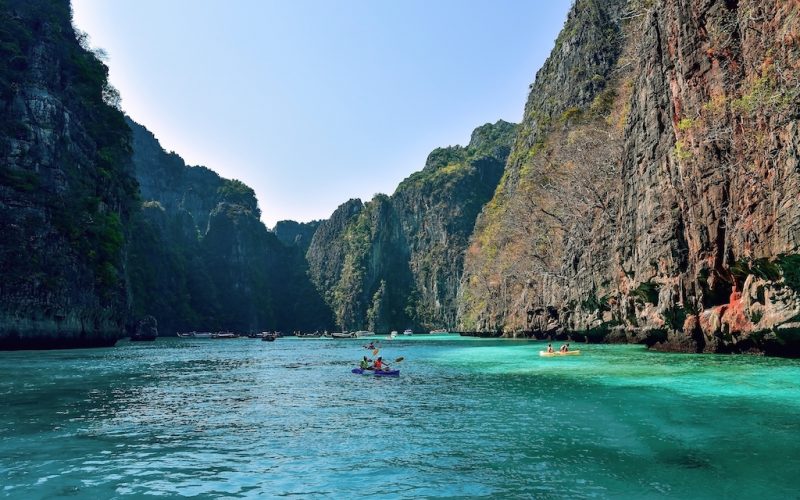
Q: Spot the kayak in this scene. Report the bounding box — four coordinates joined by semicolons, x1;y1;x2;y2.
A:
351;368;400;377
539;350;581;357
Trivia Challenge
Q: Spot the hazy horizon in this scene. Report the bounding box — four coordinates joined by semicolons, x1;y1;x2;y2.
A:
72;0;572;226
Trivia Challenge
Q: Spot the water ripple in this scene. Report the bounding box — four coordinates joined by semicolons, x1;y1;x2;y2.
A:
1;338;799;498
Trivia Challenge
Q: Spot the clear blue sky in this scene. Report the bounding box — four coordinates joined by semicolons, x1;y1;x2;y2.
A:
72;0;572;227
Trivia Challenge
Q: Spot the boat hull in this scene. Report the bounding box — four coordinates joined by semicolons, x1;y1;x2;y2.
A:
539;350;581;357
351;368;400;377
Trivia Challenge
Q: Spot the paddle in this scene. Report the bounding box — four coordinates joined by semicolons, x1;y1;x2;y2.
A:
378;356;404;371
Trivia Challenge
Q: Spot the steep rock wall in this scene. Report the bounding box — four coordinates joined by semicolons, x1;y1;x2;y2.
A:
615;0;800;354
127;119;333;334
459;0;800;355
460;0;630;335
273;219;321;252
0;0;138;348
307;121;515;331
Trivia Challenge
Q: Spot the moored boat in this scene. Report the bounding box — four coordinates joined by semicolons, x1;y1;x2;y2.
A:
403;329;413;336
213;332;238;339
332;332;355;339
429;329;448;334
193;332;214;338
354;330;375;337
539;350;581;357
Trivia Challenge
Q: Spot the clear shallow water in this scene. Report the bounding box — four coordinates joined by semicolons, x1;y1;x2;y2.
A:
1;337;799;499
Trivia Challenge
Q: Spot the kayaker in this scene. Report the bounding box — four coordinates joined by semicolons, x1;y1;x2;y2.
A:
360;356;371;370
564;343;570;352
547;343;554;353
372;357;386;371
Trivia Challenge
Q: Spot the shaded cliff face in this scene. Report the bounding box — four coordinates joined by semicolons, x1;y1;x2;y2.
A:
273;219;321;253
128;119;223;231
460;0;800;355
307;121;515;331
127;119;333;334
0;0;138;348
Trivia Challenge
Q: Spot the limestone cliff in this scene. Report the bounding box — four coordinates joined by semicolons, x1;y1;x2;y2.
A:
127;119;333;334
0;0;138;348
274;219;321;253
306;198;366;328
460;0;800;355
307;121;515;331
395;121;516;330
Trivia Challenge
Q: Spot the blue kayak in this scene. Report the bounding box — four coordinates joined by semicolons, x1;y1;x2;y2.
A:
351;368;400;377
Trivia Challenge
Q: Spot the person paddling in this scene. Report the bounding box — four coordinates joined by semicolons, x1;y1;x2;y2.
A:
372;356;388;372
547;343;554;353
360;356;371;370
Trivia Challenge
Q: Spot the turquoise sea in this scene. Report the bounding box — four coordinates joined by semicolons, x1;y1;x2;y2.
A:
1;336;799;499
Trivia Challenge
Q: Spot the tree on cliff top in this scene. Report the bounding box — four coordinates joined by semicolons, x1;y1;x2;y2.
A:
217;179;260;217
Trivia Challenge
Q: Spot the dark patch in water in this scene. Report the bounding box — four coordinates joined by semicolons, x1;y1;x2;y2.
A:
660;451;712;470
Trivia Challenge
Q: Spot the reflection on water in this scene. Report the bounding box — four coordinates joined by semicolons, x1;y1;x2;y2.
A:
1;337;800;498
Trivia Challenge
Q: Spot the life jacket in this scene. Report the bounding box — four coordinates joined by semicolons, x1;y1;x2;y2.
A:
374;359;383;370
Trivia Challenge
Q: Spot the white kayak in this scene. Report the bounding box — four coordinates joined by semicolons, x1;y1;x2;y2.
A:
539;350;581;357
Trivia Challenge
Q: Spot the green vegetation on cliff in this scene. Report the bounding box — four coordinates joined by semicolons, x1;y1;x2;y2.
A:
307;121;516;332
458;0;800;358
0;0;138;346
126;118;333;334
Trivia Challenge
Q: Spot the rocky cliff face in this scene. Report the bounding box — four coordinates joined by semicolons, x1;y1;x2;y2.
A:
273;219;321;252
0;0;138;348
395;121;516;330
128;119;222;231
306;198;365;322
127;119;333;334
307;121;515;331
615;0;800;355
460;0;800;355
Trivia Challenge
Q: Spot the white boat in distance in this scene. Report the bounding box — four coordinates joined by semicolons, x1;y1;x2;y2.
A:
176;331;214;338
354;331;375;338
403;329;413;336
331;332;356;339
176;331;239;339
